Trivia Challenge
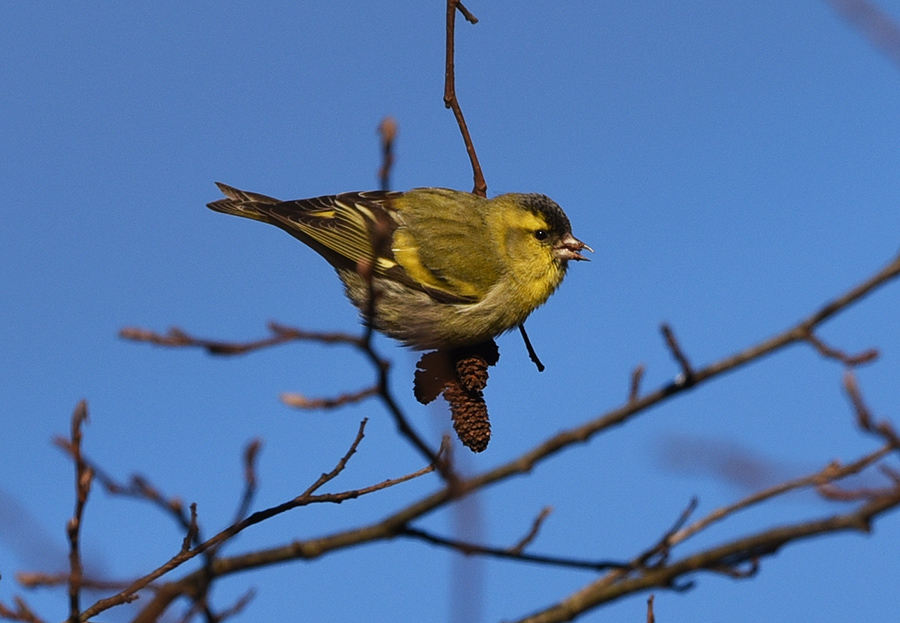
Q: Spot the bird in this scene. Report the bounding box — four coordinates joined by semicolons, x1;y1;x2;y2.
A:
207;183;590;350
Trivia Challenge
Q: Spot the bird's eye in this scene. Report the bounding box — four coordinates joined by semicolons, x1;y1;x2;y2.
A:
534;229;548;241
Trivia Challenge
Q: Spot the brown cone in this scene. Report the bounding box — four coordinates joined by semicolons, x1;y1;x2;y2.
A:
443;379;491;453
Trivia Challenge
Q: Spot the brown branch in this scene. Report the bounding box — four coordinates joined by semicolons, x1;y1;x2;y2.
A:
181;504;199;553
444;0;486;196
508;506;553;555
844;370;900;446
802;330;878;366
403;505;562;565
102;252;900;622
0;596;47;623
400;526;625;572
637;497;699;567
54;441;195;539
65;401;92;623
123;315;440;468
646;595;655;623
509;487;900;623
377;116;397;192
119;322;363;355
660;323;694;385
628;364;645;403
518;324;546;372
124;252;900;617
500;252;900;476
671;443;895;546
16;573;143;592
455;1;478;24
281;385;379;410
85;422;440;622
234;438;262;523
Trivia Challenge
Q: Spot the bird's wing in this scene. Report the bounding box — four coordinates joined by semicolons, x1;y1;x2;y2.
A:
209;184;478;304
266;191;400;269
209;183;397;268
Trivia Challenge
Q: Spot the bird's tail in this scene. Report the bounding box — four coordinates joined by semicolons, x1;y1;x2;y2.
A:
206;182;282;223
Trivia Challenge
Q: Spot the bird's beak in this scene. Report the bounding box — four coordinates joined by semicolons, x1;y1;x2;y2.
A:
555;233;593;262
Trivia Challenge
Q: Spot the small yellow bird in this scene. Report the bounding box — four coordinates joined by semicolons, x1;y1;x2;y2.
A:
208;184;590;350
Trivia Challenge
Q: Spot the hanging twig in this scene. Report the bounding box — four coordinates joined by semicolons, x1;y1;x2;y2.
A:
444;0;486;196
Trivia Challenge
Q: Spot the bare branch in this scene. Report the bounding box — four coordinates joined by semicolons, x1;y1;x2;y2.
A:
660;324;694;385
228;439;263;546
119;323;364;355
638;497;699;568
65;401;92;623
802;330;878;366
400;526;625;572
508;507;553;555
844;370;900;447
54;441;195;539
122;252;900;623
181;504;199;553
123;315;440;468
0;597;48;623
508;487;900;623
671;443;894;545
299;418;369;497
628;363;645;403
455;1;479;24
281;385;379;410
444;0;486;196
377;116;397;192
518;324;546;372
87;421;439;622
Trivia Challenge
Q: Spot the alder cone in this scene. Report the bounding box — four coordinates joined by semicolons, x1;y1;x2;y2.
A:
455;354;490;392
443;380;491;453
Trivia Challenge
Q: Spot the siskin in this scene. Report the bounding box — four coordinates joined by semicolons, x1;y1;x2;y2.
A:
208;184;590;350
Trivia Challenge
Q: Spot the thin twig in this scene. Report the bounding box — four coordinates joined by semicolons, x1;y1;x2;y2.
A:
0;597;48;623
400;526;625;572
660;324;694;385
518;324;546;372
16;573;150;592
214;588;256;622
65;401;92;623
670;443;894;545
87;420;439;622
54;442;195;539
628;364;645;403
181;504;199;553
508;486;900;623
508;507;553;555
111;253;900;622
803;330;878;365
444;0;486;196
235;438;262;523
638;497;699;567
119;322;363;355
844;370;900;446
377;116;397;192
281;385;379;410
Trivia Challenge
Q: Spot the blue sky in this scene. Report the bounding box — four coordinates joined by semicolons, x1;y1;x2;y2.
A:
2;2;900;622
